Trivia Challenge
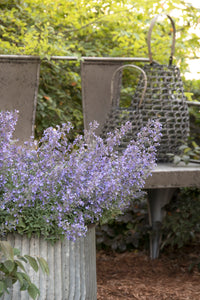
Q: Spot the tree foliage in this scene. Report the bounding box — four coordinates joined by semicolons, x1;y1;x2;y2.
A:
0;0;199;60
162;188;200;249
0;0;200;137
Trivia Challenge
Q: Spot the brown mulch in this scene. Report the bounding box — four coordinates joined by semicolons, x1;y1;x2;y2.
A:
96;244;200;300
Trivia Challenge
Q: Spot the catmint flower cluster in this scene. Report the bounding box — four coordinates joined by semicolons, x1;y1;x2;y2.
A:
0;110;162;241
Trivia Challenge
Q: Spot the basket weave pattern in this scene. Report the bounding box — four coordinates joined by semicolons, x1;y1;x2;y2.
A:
101;65;147;150
140;63;190;161
102;14;190;162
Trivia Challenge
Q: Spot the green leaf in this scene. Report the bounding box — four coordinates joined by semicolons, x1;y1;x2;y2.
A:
126;223;134;230
179;144;189;151
192;141;199;148
182;155;190;164
173;155;181;165
21;272;31;284
16;272;25;287
15;260;26;272
37;257;49;275
24;255;39;272
18;255;28;263
183;147;192;153
3;260;15;273
17;218;26;228
0;281;6;294
28;283;40;300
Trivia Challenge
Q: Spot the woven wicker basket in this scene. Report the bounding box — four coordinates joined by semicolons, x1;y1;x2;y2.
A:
101;15;189;161
140;14;190;162
101;64;147;150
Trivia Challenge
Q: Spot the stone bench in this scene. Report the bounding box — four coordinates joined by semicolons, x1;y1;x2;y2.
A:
144;163;200;259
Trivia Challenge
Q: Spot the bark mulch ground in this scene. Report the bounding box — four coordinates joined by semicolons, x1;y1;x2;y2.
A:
97;244;200;300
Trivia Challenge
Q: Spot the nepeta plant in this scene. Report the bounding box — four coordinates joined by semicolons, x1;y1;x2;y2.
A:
0;110;161;242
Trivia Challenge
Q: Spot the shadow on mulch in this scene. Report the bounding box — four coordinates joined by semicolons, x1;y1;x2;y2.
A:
97;243;200;300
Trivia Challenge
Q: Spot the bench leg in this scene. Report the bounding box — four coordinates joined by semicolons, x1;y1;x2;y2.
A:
147;188;177;259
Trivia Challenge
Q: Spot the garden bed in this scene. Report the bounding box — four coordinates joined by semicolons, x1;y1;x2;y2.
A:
97;243;200;299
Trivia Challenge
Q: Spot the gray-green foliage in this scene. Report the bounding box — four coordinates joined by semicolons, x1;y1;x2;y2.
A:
168;142;200;165
0;241;49;299
183;78;200;143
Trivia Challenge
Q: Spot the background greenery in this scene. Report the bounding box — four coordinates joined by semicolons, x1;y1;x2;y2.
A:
0;0;200;138
0;0;200;252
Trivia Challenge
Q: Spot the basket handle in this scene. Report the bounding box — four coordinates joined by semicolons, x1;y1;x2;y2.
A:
111;64;147;108
147;14;176;65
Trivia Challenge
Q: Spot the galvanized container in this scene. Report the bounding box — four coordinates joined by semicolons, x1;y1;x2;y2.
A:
2;225;97;300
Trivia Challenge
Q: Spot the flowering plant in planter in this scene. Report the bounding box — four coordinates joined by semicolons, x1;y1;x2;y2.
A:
0;110;161;243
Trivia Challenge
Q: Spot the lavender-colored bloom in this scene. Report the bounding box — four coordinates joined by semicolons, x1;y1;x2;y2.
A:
0;110;162;241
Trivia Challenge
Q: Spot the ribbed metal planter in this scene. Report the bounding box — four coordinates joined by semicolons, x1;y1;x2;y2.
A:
2;225;97;300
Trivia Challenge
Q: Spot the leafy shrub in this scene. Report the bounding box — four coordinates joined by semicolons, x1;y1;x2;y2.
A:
167;78;200;164
36;60;83;140
183;78;200;143
161;188;200;249
96;188;200;254
96;194;150;252
168;141;200;165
